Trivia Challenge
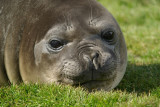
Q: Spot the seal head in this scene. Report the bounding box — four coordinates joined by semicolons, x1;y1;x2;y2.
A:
0;0;127;91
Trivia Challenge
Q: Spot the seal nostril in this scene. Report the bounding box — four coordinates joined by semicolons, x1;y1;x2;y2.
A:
92;52;100;70
91;52;99;60
93;58;99;70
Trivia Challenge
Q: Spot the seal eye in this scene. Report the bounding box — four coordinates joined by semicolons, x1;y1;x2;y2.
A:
101;31;115;43
49;40;64;50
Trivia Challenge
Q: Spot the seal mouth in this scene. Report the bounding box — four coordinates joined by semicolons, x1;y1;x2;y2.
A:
61;60;118;86
62;69;117;86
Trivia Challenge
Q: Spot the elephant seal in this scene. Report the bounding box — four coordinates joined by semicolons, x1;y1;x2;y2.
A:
0;0;127;91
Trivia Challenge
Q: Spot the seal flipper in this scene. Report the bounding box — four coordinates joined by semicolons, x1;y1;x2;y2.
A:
4;24;22;85
3;1;24;84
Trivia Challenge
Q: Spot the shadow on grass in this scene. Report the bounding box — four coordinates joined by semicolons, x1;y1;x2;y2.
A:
115;62;160;94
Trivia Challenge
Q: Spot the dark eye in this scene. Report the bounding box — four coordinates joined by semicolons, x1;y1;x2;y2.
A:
101;31;115;43
49;40;64;50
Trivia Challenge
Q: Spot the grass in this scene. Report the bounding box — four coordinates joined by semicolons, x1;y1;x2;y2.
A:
0;84;160;106
0;0;160;106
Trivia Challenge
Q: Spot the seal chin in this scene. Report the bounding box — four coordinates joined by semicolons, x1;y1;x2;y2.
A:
74;80;115;91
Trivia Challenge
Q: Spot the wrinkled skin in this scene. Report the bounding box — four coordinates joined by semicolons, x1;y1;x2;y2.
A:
0;0;127;91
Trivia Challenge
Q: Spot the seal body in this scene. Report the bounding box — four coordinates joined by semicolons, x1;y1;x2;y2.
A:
0;0;127;91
